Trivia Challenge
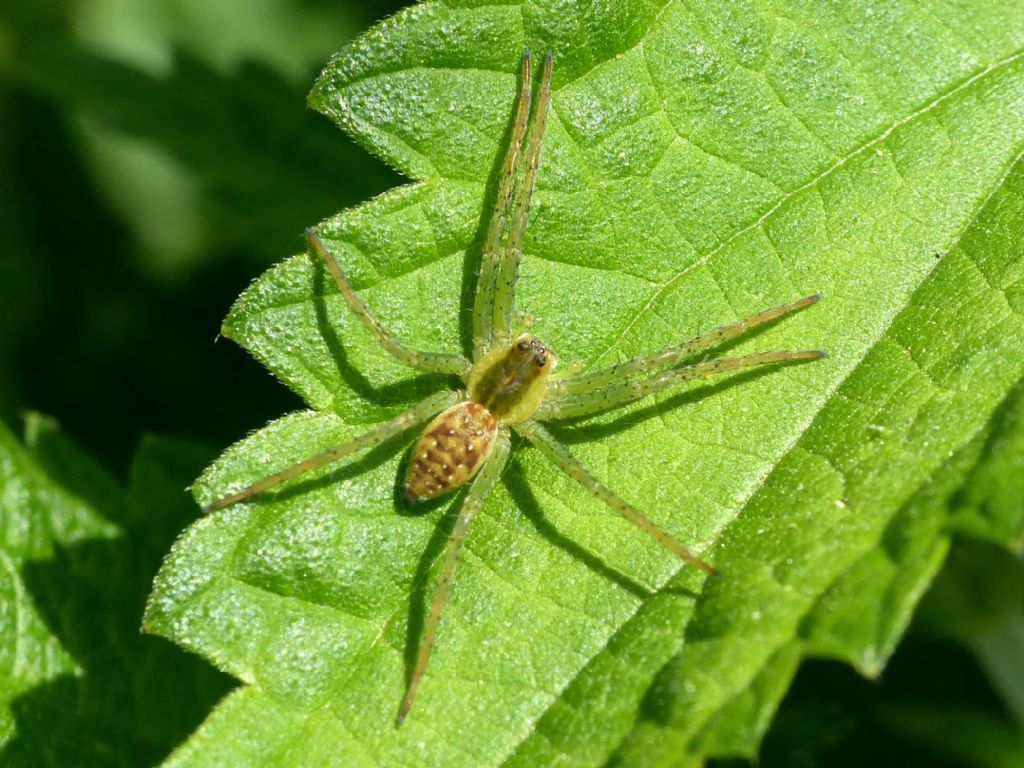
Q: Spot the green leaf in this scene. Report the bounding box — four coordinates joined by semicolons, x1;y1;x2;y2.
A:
0;415;232;766
146;1;1024;764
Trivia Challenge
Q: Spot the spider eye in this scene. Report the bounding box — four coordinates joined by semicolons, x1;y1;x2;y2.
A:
536;355;547;367
517;340;531;351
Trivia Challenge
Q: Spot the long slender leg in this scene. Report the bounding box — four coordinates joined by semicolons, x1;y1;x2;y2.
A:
473;51;533;360
491;50;554;349
306;231;471;377
397;429;511;725
537;349;825;420
515;420;716;575
549;294;822;398
203;390;463;512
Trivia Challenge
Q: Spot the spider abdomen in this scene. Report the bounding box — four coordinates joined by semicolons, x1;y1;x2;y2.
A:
405;402;498;501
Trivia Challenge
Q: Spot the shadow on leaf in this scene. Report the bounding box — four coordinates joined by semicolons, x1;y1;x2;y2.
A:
0;427;233;768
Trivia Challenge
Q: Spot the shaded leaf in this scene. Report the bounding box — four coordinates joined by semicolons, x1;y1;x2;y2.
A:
0;415;232;766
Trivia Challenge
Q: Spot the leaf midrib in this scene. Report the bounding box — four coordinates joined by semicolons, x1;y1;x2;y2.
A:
499;52;1024;764
568;155;1024;768
591;47;1024;367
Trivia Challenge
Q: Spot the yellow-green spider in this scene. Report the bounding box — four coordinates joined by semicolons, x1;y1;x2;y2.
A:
204;49;826;725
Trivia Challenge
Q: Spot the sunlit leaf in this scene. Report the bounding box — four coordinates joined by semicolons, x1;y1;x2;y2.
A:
146;2;1024;764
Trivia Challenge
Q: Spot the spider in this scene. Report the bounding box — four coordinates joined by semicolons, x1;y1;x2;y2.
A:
204;49;825;725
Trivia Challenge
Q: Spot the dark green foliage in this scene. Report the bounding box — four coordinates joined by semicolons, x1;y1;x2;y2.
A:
0;416;232;766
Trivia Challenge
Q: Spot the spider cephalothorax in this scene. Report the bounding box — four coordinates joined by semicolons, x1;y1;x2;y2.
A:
468;333;556;422
204;49;825;725
405;334;556;501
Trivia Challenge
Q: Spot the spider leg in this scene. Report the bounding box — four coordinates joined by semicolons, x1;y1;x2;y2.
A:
473;51;533;361
397;429;511;725
203;389;464;512
515;420;716;575
537;349;825;420
491;50;554;350
549;294;822;398
548;357;586;382
307;231;471;377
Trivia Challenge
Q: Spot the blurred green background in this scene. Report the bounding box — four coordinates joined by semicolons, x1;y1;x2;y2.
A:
0;0;406;470
0;1;1020;765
